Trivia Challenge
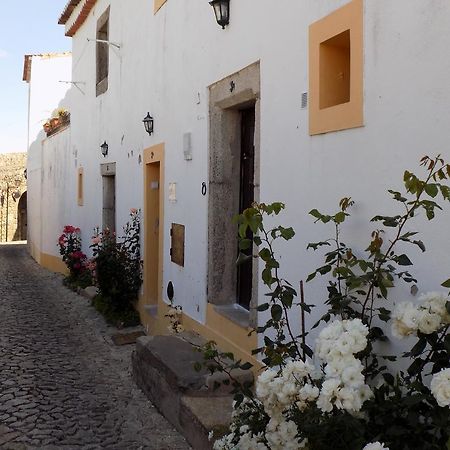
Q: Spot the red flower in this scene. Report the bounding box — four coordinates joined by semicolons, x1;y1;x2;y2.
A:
63;225;79;234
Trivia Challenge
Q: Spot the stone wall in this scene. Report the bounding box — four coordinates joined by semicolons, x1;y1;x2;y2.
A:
0;153;27;242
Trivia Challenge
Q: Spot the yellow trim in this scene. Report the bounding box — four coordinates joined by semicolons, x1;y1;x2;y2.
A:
154;0;167;14
77;167;84;206
138;296;260;370
40;252;68;274
138;141;259;368
142;144;165;307
309;0;364;135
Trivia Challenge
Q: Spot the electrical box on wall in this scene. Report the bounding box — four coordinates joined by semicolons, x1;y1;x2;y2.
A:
170;223;185;267
183;132;192;161
168;182;177;202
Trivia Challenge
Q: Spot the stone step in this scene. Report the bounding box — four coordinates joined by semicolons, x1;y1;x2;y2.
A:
132;334;253;449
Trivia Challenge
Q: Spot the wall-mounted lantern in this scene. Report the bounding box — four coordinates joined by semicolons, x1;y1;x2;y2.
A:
143;112;154;136
100;141;109;157
209;0;230;29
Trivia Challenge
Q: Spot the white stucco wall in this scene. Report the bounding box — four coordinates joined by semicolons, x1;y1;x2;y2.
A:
49;0;450;346
26;53;73;261
27;54;72;147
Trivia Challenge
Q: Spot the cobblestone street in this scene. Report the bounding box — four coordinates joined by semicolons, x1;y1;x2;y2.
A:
0;243;189;450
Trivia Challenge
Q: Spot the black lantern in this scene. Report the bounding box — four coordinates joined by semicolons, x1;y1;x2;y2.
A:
209;0;230;29
100;141;108;157
143;112;154;136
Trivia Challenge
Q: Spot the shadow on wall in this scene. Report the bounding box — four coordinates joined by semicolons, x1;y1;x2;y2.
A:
12;191;27;241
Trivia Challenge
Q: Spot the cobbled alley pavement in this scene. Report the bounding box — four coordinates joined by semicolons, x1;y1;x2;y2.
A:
0;243;190;450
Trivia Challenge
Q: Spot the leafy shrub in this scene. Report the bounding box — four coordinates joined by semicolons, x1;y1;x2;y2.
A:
58;225;91;287
90;210;142;320
195;156;450;450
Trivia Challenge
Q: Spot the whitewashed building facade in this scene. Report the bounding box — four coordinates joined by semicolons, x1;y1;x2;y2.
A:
27;0;450;363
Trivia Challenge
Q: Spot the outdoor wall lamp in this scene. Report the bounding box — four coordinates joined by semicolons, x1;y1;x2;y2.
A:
143;112;154;136
209;0;230;29
100;141;109;157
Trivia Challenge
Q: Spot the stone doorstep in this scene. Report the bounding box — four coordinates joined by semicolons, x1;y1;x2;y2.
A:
132;334;253;449
180;396;233;450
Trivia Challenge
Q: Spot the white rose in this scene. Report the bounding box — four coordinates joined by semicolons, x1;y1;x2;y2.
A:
430;368;450;407
341;364;365;388
416;310;442;334
299;383;320;402
391;302;419;338
362;442;390;450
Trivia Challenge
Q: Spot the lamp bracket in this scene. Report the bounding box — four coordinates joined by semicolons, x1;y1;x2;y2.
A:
87;38;121;49
58;80;86;95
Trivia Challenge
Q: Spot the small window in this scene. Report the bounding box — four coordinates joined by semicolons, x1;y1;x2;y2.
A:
96;7;110;96
309;0;363;135
77;168;84;206
170;223;185;267
319;30;351;110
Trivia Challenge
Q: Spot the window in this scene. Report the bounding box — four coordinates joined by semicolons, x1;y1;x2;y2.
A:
309;0;363;135
77;167;84;206
320;30;350;109
96;7;110;96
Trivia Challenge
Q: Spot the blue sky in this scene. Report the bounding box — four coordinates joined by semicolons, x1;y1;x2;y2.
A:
0;1;70;154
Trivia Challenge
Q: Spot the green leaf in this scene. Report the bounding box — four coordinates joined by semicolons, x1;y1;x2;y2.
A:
413;240;426;252
256;303;270;312
425;183;439;198
239;239;252;250
318;265;332;275
259;248;272;262
407;358;424;376
240;362;253;371
272;202;284;215
261;268;272;285
410;338;427;357
334;211;346;224
309;209;322;219
279;227;295;240
307;241;331;251
397;254;413;266
441;278;450;288
306;272;316;282
271;304;283;322
300;343;314;358
382;373;395;386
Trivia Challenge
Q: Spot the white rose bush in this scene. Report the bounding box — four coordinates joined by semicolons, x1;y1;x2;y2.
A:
195;156;450;449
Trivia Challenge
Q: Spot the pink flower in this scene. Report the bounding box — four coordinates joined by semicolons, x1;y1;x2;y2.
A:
130;208;138;214
91;236;101;245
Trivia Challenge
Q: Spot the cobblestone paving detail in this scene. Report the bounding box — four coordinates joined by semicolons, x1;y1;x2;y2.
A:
0;244;189;450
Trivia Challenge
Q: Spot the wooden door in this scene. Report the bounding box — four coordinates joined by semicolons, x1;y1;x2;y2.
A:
237;106;255;309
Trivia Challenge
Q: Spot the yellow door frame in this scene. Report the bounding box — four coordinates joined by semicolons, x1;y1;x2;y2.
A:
142;143;165;309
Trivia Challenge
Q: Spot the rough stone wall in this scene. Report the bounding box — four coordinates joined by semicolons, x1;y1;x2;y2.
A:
0;153;27;242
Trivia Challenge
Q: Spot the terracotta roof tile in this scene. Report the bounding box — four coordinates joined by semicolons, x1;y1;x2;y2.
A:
59;0;98;37
59;0;83;25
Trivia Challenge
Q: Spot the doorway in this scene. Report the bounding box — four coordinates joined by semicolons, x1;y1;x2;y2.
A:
236;107;255;309
102;175;116;233
143;144;164;307
207;61;260;312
